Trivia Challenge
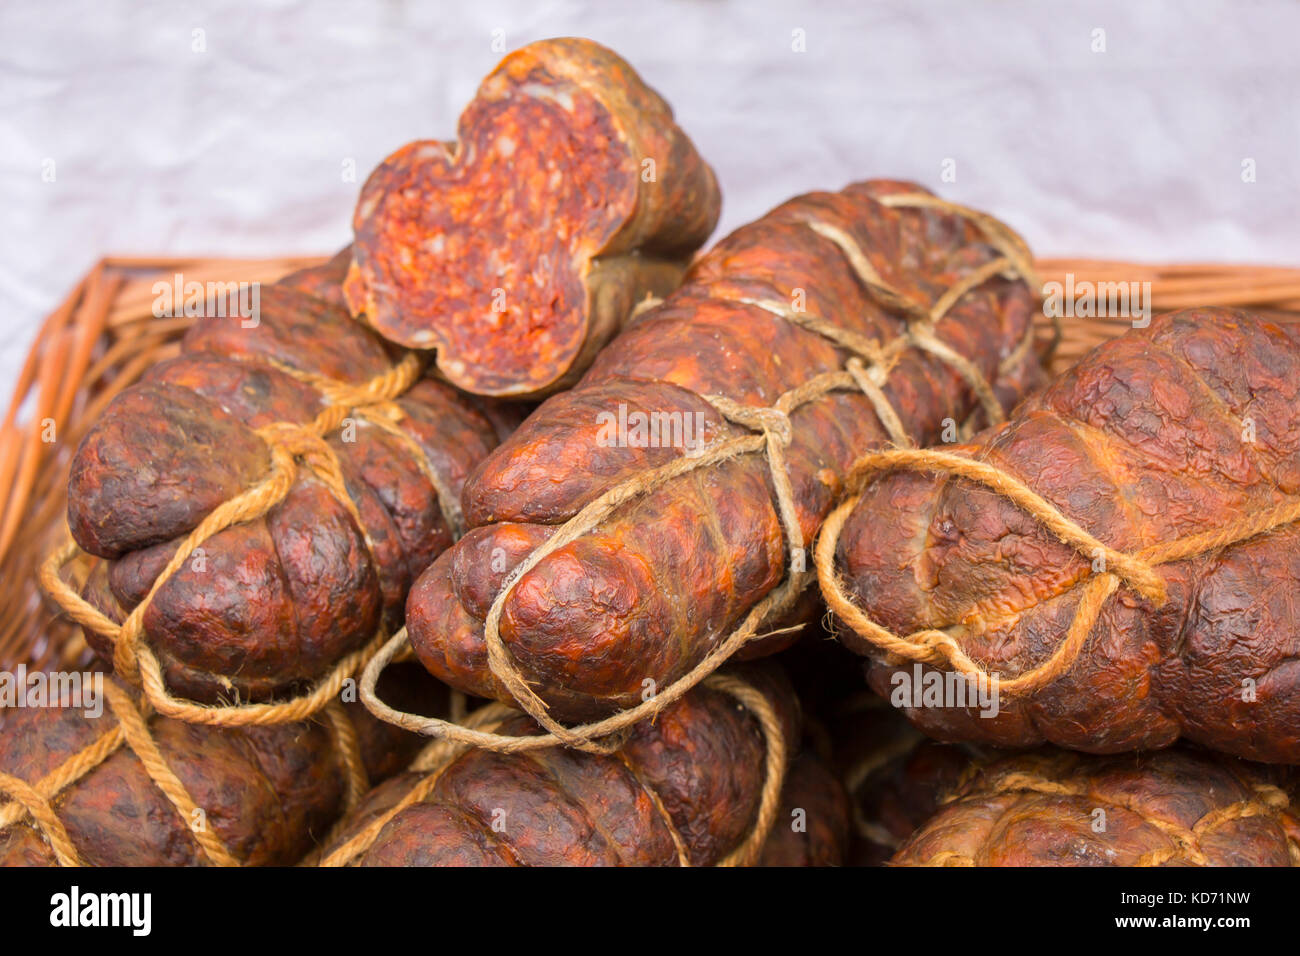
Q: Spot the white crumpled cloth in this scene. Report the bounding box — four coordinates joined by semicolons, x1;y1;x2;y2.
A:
2;0;1297;393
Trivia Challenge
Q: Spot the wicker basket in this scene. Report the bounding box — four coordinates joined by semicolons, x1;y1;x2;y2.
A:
4;255;1300;673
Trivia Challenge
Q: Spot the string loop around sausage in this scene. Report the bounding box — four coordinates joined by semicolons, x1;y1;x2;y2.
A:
38;350;435;727
815;445;1300;697
0;685;240;866
0;673;372;867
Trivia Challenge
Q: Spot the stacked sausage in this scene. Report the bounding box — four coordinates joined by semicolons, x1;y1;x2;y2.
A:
818;308;1300;864
318;666;849;867
0;663;444;866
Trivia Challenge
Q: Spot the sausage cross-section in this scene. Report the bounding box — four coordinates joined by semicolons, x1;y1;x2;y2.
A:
344;37;721;397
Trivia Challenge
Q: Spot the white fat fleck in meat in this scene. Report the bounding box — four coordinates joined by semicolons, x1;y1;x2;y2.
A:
487;248;515;278
518;81;576;112
497;135;516;158
425;235;446;255
357;193;380;220
533;254;551;287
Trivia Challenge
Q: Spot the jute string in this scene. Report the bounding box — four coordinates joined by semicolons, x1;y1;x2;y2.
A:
910;761;1297;867
13;351;446;864
0;680;375;866
816;446;1300;695
843;724;927;849
834;692;988;850
324;672;787;867
362;191;1048;754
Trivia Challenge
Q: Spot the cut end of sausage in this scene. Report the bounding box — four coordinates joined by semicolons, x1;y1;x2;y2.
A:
344;37;719;397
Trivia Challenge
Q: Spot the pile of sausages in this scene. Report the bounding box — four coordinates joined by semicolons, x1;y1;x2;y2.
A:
4;37;1298;868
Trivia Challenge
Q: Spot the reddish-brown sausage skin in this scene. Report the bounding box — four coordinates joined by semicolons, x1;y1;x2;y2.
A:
0;664;445;867
892;749;1300;866
408;180;1041;722
757;752;851;867
278;247;353;309
822;698;987;865
323;669;801;866
344;37;721;397
66;264;510;704
834;309;1300;762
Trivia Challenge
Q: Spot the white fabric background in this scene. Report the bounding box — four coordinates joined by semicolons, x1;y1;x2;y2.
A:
3;0;1298;395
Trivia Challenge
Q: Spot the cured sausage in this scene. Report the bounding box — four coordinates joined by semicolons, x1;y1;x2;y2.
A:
829;699;987;865
823;309;1300;762
0;663;444;867
65;262;516;703
757;751;850;867
321;668;799;866
891;749;1300;867
344;37;721;397
406;180;1042;724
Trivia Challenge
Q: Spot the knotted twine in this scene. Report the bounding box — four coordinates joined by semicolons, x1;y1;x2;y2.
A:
906;758;1300;867
362;191;1049;759
16;349;451;864
323;672;787;867
816;446;1300;697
